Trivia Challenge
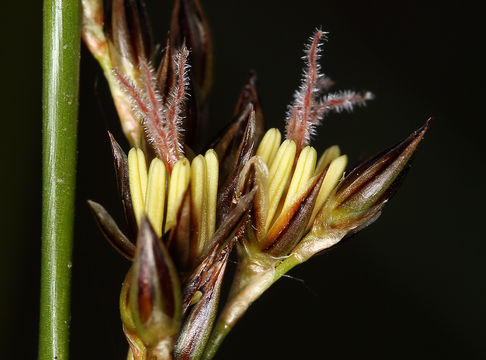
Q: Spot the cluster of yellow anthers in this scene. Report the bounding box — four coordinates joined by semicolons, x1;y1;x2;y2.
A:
128;144;219;262
127;128;347;246
256;129;347;234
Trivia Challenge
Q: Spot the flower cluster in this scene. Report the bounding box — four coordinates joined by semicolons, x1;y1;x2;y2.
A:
82;0;430;359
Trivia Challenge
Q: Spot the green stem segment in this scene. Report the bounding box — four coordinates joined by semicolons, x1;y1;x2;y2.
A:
39;0;81;359
203;227;350;359
202;255;303;360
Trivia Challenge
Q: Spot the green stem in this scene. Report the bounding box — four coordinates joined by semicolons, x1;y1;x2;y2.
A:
202;252;317;359
202;256;299;360
39;0;81;359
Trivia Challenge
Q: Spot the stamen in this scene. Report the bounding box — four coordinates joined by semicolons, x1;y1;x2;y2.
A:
128;148;148;225
265;140;297;231
308;155;348;229
256;128;282;167
191;155;208;255
315;145;341;175
283;146;317;210
144;158;167;236
205;150;219;240
165;157;191;233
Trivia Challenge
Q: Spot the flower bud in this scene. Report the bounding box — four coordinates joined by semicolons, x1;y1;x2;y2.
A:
129;217;182;347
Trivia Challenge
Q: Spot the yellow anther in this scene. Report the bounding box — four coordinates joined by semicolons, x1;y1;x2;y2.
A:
265;140;297;231
308;155;348;229
136;149;148;198
191;155;208;255
144;158;167;236
165;157;191;233
256;128;282;167
205;150;219;240
314;145;341;175
128;148;148;225
189;291;203;306
283;146;317;210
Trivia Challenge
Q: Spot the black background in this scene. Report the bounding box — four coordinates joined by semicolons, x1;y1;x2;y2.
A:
1;0;484;359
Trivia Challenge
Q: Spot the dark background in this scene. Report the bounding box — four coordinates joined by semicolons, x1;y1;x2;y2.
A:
1;0;484;359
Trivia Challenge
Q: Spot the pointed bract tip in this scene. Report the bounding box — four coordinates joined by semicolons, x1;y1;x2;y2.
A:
321;119;431;233
87;199;135;260
107;0;152;71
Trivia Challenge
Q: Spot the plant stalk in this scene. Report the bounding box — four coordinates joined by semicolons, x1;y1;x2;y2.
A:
202;238;338;359
39;0;81;359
